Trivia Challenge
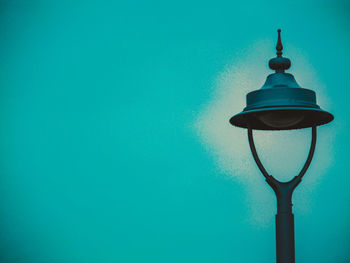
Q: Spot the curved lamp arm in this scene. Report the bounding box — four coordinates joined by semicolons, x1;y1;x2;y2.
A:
296;126;317;180
247;127;270;180
247;126;317;185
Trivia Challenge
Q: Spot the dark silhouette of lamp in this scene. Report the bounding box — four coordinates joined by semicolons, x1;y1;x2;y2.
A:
229;30;334;263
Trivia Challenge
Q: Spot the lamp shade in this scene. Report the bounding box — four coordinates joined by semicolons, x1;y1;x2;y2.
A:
229;30;334;130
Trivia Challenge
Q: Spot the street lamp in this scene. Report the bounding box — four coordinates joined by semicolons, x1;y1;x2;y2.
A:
229;29;334;263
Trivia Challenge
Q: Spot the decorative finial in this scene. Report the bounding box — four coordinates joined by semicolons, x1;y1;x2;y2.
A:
276;29;283;57
269;29;291;73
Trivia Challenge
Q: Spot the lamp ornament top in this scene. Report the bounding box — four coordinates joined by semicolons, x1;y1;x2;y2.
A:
276;29;283;57
269;29;291;73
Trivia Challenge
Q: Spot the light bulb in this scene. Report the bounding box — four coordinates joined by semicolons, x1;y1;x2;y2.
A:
258;111;305;129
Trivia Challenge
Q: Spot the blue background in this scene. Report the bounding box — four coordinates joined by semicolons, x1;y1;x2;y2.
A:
0;0;349;262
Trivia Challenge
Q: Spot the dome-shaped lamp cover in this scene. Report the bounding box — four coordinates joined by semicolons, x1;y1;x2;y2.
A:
230;29;334;130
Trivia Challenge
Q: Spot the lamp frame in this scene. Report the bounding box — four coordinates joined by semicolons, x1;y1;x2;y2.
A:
247;126;317;263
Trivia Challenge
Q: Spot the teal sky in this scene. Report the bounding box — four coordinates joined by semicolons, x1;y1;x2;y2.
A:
0;0;349;262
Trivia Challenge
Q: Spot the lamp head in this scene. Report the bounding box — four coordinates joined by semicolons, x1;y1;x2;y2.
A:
230;29;334;130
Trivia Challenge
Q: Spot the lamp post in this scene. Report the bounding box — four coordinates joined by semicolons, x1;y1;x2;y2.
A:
229;30;334;263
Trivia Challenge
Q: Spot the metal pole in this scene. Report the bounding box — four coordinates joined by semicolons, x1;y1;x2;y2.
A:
266;176;299;263
276;207;295;262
